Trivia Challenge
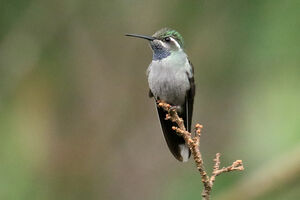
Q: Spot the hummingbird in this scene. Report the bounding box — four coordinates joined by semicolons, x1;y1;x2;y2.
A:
126;28;195;162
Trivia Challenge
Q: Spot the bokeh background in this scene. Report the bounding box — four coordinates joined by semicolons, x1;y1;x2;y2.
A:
1;0;299;199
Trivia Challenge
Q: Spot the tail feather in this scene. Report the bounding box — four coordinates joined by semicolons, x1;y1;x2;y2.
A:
156;106;191;162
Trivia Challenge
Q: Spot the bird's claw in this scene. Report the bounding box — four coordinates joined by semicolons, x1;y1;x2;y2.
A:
170;106;178;112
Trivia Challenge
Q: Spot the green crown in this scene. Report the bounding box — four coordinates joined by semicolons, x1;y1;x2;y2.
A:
153;28;184;47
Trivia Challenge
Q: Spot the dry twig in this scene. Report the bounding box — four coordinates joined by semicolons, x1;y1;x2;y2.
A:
216;145;300;200
157;101;244;200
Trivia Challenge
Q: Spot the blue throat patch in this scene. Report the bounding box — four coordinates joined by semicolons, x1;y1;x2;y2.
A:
152;48;171;61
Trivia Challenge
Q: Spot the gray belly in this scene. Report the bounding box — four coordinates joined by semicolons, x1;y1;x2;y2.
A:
148;68;190;106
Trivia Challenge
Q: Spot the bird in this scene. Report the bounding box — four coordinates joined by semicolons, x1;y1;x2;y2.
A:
126;28;195;162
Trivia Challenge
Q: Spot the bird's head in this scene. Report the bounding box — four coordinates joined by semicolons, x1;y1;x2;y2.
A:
126;28;184;60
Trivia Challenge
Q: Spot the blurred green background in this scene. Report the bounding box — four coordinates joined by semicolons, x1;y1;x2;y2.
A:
0;0;299;199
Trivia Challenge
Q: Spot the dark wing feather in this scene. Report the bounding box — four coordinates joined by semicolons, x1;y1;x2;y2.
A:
149;89;154;98
186;60;195;132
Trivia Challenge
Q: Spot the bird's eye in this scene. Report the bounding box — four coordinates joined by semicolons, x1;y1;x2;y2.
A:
164;37;171;42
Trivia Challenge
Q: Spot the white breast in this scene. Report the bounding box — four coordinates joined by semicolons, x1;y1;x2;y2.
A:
147;51;192;106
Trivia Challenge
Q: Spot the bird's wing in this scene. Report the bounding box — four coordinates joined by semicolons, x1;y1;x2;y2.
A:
186;60;195;132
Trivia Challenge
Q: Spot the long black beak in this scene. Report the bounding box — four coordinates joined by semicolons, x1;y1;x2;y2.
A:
125;33;155;41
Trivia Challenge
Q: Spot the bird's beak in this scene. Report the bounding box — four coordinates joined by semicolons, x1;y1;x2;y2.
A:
125;33;155;41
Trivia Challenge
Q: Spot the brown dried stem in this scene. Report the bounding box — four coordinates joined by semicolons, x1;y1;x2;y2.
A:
157;101;244;200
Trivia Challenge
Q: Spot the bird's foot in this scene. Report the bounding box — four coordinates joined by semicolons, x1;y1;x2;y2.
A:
170;105;179;112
